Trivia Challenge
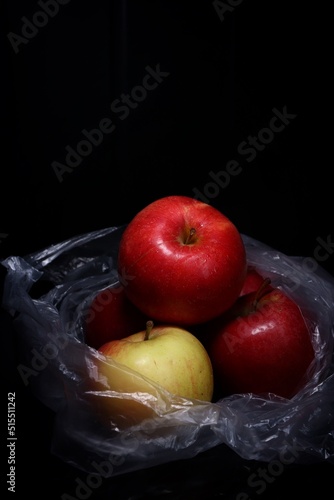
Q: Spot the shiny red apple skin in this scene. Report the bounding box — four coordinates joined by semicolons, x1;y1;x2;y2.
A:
84;286;147;349
117;195;247;325
239;266;269;296
207;287;315;399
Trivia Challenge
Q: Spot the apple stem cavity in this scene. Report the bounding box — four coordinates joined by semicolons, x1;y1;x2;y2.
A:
144;320;154;341
252;278;272;311
232;277;272;318
185;227;196;245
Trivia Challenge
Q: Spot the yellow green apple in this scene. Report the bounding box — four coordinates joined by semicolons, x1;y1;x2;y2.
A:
92;321;214;427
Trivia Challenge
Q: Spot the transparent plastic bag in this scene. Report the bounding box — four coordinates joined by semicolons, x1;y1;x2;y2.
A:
1;226;334;475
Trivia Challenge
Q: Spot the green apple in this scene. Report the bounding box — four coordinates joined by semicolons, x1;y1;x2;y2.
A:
98;321;214;403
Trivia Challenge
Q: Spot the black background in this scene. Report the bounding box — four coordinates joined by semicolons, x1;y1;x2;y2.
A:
1;1;333;499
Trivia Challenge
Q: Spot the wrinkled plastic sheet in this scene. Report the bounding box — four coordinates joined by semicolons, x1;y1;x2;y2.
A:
2;226;334;474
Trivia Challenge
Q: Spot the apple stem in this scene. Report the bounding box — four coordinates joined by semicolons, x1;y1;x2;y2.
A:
185;227;196;245
252;278;272;310
144;320;154;341
227;278;272;319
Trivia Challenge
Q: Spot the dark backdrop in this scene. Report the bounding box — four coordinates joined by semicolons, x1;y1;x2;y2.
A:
1;1;332;499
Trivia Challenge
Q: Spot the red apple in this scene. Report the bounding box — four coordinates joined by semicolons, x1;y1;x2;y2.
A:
98;320;214;402
206;279;315;399
84;285;147;349
117;195;247;325
239;266;270;296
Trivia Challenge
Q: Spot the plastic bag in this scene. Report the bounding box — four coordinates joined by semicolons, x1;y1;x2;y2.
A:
2;226;334;475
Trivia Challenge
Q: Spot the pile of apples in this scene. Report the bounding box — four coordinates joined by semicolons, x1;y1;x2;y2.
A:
84;195;315;416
